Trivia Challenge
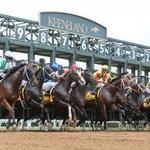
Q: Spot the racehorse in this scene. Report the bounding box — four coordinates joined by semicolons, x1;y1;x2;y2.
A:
43;69;86;128
96;72;132;129
15;64;54;129
0;63;36;129
68;70;96;126
120;82;149;129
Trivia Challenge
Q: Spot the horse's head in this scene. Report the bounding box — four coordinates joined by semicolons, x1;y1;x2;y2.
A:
0;63;37;100
81;70;96;85
68;70;86;86
22;64;38;85
126;83;145;111
117;73;136;91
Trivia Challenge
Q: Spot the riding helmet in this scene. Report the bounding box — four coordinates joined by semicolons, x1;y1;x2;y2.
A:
71;64;79;70
51;63;59;71
5;51;14;60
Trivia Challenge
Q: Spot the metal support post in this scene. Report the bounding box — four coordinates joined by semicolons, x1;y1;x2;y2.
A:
69;51;76;66
50;47;56;64
28;44;34;61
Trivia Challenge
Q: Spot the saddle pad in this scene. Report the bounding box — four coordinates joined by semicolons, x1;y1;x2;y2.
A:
17;85;26;101
43;91;53;104
143;96;150;108
85;91;96;101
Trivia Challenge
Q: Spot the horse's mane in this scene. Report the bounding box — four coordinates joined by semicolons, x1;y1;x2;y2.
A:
34;65;42;76
63;70;71;78
109;77;121;83
4;63;26;79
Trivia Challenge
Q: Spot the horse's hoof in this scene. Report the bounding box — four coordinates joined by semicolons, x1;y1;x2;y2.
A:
47;123;53;130
143;124;150;131
12;124;17;131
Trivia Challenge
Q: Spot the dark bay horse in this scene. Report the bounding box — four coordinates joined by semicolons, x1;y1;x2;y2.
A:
96;73;132;129
15;64;54;129
0;64;36;128
43;70;86;128
120;83;148;129
68;70;96;126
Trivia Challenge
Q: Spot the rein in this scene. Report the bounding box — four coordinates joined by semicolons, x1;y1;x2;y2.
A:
106;77;130;91
130;84;145;94
23;65;30;82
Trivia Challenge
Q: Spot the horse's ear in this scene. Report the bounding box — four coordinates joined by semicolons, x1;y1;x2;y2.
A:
118;72;129;78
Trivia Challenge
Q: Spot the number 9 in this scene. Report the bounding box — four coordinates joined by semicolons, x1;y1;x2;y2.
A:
17;27;24;39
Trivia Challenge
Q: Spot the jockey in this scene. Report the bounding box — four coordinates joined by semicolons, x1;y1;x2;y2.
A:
42;63;60;91
4;51;15;70
39;58;46;67
51;63;60;80
93;64;111;87
60;63;79;78
0;51;16;79
68;64;86;93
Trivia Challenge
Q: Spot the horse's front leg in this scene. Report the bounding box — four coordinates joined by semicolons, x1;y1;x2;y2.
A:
42;106;53;130
1;99;16;129
99;103;107;130
55;98;73;121
74;105;87;126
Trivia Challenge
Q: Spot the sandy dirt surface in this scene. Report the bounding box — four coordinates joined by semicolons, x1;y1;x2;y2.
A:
0;131;149;150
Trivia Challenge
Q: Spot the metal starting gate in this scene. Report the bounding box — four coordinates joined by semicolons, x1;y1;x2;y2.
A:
0;12;150;120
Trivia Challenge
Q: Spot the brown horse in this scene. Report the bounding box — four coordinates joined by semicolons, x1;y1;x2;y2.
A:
96;72;132;129
0;63;36;129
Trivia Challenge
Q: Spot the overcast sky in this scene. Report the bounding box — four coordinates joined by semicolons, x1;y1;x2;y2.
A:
0;0;150;46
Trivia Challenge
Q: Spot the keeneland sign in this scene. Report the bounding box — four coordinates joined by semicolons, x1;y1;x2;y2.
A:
39;12;107;39
48;16;88;34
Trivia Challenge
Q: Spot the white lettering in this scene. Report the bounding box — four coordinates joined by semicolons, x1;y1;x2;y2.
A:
48;17;88;34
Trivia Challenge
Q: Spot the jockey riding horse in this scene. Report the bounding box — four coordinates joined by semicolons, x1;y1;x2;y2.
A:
15;61;55;129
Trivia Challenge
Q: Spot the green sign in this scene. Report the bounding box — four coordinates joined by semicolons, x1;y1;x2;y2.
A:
39;12;107;39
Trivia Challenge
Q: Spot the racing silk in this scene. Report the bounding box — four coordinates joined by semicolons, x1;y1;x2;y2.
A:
42;80;57;91
93;69;103;81
0;57;6;71
93;69;112;88
42;70;60;91
93;69;111;82
5;61;13;70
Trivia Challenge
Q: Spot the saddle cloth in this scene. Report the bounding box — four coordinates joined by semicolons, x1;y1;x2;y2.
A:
143;96;150;108
85;91;96;101
43;90;53;104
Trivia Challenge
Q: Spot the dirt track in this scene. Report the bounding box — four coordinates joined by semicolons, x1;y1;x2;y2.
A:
0;131;149;150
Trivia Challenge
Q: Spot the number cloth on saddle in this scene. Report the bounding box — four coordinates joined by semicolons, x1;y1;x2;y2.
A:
85;91;96;101
143;96;150;108
43;91;53;104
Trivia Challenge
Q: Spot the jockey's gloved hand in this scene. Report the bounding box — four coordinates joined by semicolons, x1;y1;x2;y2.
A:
103;81;108;84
